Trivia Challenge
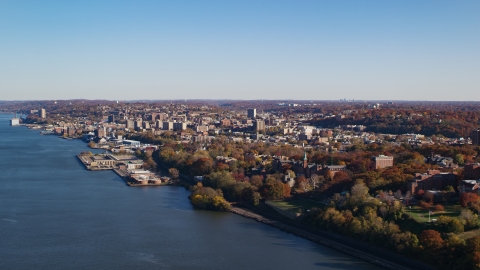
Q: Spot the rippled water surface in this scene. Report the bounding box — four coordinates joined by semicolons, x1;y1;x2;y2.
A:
0;114;381;269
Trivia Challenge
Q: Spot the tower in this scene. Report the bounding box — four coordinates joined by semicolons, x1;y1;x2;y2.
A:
126;119;135;130
254;120;265;132
472;129;480;145
39;108;46;119
247;108;256;119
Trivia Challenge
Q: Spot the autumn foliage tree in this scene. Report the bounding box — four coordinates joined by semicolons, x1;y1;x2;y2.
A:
419;229;444;251
419;200;432;210
460;193;479;207
168;168;179;179
294;176;307;192
249;175;264;187
283;183;291;198
188;183;230;211
434;204;445;212
191;157;214;176
259;178;286;200
435;216;464;234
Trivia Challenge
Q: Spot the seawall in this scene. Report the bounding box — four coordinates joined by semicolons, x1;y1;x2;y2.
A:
230;206;434;270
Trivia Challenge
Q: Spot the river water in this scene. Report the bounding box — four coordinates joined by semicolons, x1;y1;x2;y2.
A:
0;113;380;269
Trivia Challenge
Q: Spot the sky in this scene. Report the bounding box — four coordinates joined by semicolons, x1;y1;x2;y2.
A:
0;0;479;101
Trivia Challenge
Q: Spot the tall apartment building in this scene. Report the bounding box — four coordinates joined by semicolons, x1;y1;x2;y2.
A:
254;120;265;132
173;122;186;131
134;119;143;130
472;129;480;145
158;113;168;121
373;155;394;169
142;121;150;129
247;108;256;119
163;122;174;130
39;108;46;119
108;115;115;123
126;119;135;130
95;127;106;138
155;120;163;129
149;113;158;121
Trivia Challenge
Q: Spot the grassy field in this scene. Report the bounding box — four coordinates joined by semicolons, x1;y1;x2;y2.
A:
404;204;463;223
268;199;326;214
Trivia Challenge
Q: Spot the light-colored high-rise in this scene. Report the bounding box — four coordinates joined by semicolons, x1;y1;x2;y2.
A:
39;108;46;119
254;119;265;131
126;119;135;130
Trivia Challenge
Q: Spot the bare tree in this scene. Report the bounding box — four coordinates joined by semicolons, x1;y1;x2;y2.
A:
405;191;412;205
461;209;478;228
309;174;321;190
394;189;403;199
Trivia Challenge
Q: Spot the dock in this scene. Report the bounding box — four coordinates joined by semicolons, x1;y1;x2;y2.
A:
77;154;170;187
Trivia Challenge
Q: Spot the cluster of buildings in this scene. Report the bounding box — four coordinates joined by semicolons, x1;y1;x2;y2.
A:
459;164;480;195
24;102;460;157
10;108;45;126
77;153;168;185
272;154;393;181
405;162;480;200
407;170;457;195
272;154;347;179
28;108;46;119
78;153;143;170
18;102;480;196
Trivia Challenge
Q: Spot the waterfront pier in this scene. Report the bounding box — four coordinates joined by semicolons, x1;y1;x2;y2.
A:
77;153;170;187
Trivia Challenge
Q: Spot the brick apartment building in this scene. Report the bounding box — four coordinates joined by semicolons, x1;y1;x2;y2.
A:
464;163;480;180
407;170;457;194
373;155;394;169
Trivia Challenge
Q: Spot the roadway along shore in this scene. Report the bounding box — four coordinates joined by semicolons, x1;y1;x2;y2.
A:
230;206;434;270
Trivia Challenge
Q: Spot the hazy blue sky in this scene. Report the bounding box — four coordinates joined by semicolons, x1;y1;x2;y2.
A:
1;1;479;101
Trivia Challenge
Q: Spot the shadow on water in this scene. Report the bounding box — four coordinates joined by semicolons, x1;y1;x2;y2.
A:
315;261;369;269
234;219;381;269
112;178;126;186
75;157;86;167
235;220;321;248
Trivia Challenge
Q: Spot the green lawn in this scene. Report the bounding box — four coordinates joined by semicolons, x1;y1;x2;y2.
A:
404;204;463;223
268;199;326;214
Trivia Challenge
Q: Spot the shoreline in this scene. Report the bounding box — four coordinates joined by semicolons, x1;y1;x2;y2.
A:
23;123;429;269
76;154;170;187
230;205;434;270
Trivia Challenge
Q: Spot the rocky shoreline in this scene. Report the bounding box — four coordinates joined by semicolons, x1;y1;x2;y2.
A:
230;206;433;270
